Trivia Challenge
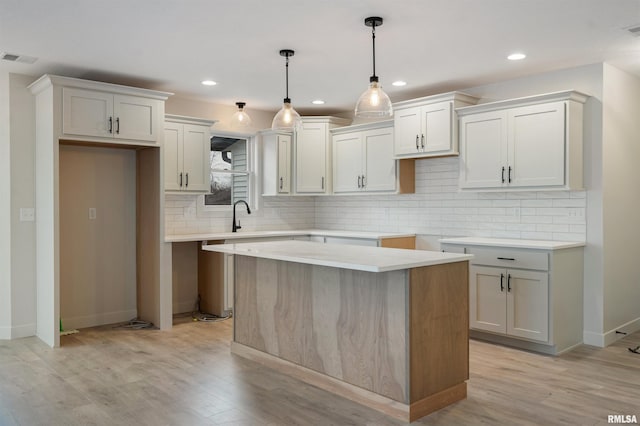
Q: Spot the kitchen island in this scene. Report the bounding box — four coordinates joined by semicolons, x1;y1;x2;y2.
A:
203;240;472;422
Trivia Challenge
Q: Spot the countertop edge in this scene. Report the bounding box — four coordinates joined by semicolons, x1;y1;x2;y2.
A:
439;237;585;250
166;229;416;243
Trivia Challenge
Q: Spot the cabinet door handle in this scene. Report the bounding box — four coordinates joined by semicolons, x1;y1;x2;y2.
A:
415;135;419;150
321;176;324;190
279;177;283;190
421;134;425;149
179;172;183;187
500;273;505;292
507;274;512;292
357;175;362;188
185;173;189;187
508;166;512;183
115;117;120;134
361;175;366;188
497;257;515;261
108;117;113;134
501;166;505;183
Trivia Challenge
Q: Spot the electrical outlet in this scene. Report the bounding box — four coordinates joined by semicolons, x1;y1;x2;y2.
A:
88;207;96;220
19;207;35;222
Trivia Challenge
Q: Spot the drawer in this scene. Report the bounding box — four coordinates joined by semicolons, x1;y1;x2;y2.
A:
467;246;548;271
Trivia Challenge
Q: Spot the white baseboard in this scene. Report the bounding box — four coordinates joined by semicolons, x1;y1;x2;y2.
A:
0;326;10;340
61;309;137;331
584;317;640;347
11;322;36;338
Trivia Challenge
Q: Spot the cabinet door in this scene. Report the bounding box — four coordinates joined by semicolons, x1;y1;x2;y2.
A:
164;123;183;191
506;269;549;342
296;122;327;193
333;133;362;193
181;124;211;192
508;102;565;187
393;106;422;156
469;265;507;334
113;95;159;142
459;111;508;189
277;134;291;194
422;101;453;153
363;128;396;192
62;87;114;138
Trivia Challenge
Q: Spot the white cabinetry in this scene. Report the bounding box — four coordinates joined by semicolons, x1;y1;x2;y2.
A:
332;121;413;194
393;92;478;158
440;238;584;355
261;130;292;195
458;91;588;190
296;116;350;194
62;87;164;143
164;115;216;193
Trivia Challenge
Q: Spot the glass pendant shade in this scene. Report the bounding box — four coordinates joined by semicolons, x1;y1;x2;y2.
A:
271;100;302;132
355;79;392;118
230;102;252;129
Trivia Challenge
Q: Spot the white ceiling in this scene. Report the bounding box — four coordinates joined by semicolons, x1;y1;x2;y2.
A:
1;0;639;115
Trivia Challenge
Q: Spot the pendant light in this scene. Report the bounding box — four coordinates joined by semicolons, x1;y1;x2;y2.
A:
272;49;302;131
230;102;252;129
354;17;393;118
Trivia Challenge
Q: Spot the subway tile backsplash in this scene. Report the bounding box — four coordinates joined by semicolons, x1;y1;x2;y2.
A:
166;157;586;242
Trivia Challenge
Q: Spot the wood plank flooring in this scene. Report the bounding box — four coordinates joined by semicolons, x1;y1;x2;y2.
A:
0;317;639;425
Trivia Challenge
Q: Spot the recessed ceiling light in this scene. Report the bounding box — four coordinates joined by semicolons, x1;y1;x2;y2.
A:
392;80;407;87
507;53;526;61
311;99;325;105
201;80;217;86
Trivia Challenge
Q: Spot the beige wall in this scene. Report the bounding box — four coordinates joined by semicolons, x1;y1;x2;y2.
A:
59;145;137;329
0;72;11;338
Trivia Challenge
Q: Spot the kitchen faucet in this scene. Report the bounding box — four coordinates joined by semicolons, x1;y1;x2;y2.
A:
232;200;251;232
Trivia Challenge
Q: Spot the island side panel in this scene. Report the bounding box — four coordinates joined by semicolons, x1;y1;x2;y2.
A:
409;261;469;417
234;255;408;402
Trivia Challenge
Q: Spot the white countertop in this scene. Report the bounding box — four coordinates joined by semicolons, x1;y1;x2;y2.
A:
166;229;415;243
202;240;472;273
439;237;585;250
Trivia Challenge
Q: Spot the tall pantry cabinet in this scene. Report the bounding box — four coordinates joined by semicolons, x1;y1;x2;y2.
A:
29;75;172;347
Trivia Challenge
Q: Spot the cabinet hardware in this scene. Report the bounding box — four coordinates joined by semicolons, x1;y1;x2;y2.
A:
179;172;183;187
116;117;120;134
500;273;505;292
508;166;512;183
108;117;113;133
507;274;512;292
279;177;283;190
415;135;419;150
321;176;324;190
357;175;362;188
185;173;189;187
501;166;505;183
497;257;515;261
421;134;425;149
361;175;366;188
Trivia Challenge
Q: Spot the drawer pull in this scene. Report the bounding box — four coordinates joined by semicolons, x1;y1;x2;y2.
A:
497;257;515;261
507;274;512;292
500;273;504;292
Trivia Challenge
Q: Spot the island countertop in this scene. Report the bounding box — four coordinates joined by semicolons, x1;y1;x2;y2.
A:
166;229;415;243
202;240;472;273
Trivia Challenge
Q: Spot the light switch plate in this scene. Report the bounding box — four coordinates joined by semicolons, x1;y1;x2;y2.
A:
19;207;35;222
88;207;96;220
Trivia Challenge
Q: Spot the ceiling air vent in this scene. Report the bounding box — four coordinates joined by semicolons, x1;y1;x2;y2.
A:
0;52;38;64
626;24;640;37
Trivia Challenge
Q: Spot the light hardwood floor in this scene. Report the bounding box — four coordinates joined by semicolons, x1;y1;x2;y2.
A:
1;317;638;425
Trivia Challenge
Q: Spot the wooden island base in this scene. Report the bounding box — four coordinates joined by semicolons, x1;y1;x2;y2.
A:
230;254;470;423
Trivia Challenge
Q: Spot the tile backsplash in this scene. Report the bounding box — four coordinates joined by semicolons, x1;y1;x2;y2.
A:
165;157;586;242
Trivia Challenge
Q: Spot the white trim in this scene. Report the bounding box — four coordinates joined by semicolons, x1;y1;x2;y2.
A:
586;316;640;347
11;323;36;339
0;326;10;340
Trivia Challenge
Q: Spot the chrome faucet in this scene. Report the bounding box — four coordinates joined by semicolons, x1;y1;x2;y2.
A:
232;200;251;232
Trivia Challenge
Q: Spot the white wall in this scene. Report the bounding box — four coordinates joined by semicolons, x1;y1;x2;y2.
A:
59;145;137;330
0;72;12;339
601;64;640;336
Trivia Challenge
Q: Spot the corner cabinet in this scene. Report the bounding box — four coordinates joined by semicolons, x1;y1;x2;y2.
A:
295;116;350;194
331;121;414;194
164;115;216;193
393;92;479;159
260;130;292;196
440;238;584;355
458;91;589;191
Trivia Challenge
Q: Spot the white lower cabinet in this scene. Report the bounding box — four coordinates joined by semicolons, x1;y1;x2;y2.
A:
441;238;584;355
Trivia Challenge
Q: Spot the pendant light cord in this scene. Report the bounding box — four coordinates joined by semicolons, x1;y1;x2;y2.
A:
371;22;377;79
285;54;290;100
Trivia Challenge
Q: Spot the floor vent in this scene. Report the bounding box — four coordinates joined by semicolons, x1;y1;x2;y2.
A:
0;52;38;64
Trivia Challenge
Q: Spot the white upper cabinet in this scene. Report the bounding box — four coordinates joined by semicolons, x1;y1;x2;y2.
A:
62;86;165;143
295;117;350;194
393;92;479;159
458;90;588;191
164;115;215;193
261;130;292;196
332;121;408;194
